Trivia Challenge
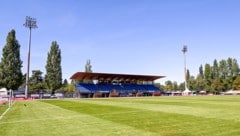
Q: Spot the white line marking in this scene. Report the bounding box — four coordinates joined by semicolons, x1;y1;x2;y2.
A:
0;101;15;120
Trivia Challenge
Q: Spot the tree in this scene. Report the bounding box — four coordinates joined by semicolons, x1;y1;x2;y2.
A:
45;41;62;94
212;59;219;79
195;74;204;91
232;59;239;77
226;58;239;90
178;82;185;91
219;59;228;79
63;79;68;87
29;70;46;94
30;70;43;85
221;58;235;91
172;81;178;91
223;77;232;91
188;76;196;90
164;80;173;91
227;58;233;77
85;59;92;73
195;65;205;91
211;78;224;94
159;58;238;92
154;83;164;90
186;69;190;88
61;80;75;97
57;79;69;93
0;29;23;90
204;63;212;91
199;65;204;79
233;76;240;90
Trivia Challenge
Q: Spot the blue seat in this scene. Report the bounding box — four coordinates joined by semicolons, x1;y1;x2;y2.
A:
77;83;98;93
76;83;162;94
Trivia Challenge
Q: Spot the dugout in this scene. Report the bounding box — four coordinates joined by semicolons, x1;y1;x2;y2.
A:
70;72;165;98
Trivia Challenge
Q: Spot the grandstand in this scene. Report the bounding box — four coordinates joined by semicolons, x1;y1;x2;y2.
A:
70;72;165;98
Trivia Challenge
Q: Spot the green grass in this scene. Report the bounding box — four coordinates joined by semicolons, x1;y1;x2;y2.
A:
0;101;8;116
0;96;240;136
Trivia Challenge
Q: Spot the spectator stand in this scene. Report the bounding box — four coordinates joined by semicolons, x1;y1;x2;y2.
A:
71;72;165;98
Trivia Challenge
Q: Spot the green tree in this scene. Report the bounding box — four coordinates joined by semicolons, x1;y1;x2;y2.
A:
179;82;185;91
62;83;75;93
63;79;68;87
188;76;196;90
212;59;219;79
164;80;173;91
161;58;239;92
226;58;239;90
195;74;204;91
232;76;240;90
186;69;190;88
0;29;23;90
172;81;178;91
195;65;205;91
85;59;92;73
211;78;224;94
223;77;232;91
204;63;212;91
29;70;46;94
61;80;75;97
153;83;162;90
219;59;228;79
57;79;69;93
45;41;62;94
199;65;204;79
232;59;239;77
220;58;235;91
227;58;233;77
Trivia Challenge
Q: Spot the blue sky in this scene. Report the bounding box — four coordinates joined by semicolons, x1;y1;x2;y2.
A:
1;0;240;84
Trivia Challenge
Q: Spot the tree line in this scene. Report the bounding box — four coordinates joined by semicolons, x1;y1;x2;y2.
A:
3;29;240;95
162;58;240;93
0;29;73;95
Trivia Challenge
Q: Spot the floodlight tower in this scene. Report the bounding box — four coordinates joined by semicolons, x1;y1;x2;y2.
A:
182;45;189;92
24;16;37;99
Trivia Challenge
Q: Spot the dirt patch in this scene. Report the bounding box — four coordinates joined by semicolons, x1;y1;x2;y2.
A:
0;100;7;105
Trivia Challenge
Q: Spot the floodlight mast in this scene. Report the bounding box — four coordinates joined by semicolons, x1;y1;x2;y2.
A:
182;45;189;91
23;16;37;99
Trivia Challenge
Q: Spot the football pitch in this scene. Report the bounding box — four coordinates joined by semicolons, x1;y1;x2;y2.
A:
0;96;240;136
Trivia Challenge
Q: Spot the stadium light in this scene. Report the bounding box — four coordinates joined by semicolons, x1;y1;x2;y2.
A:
182;45;189;92
23;16;37;99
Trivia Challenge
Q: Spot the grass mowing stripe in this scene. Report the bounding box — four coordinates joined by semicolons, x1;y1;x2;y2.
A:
0;100;158;136
90;96;240;107
1;96;240;136
74;96;240;122
0;110;141;125
0;104;8;118
43;99;240;136
0;101;9;115
0;101;15;120
0;107;11;120
43;100;187;136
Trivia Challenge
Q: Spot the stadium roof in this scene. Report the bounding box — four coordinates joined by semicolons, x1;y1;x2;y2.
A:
70;72;165;82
